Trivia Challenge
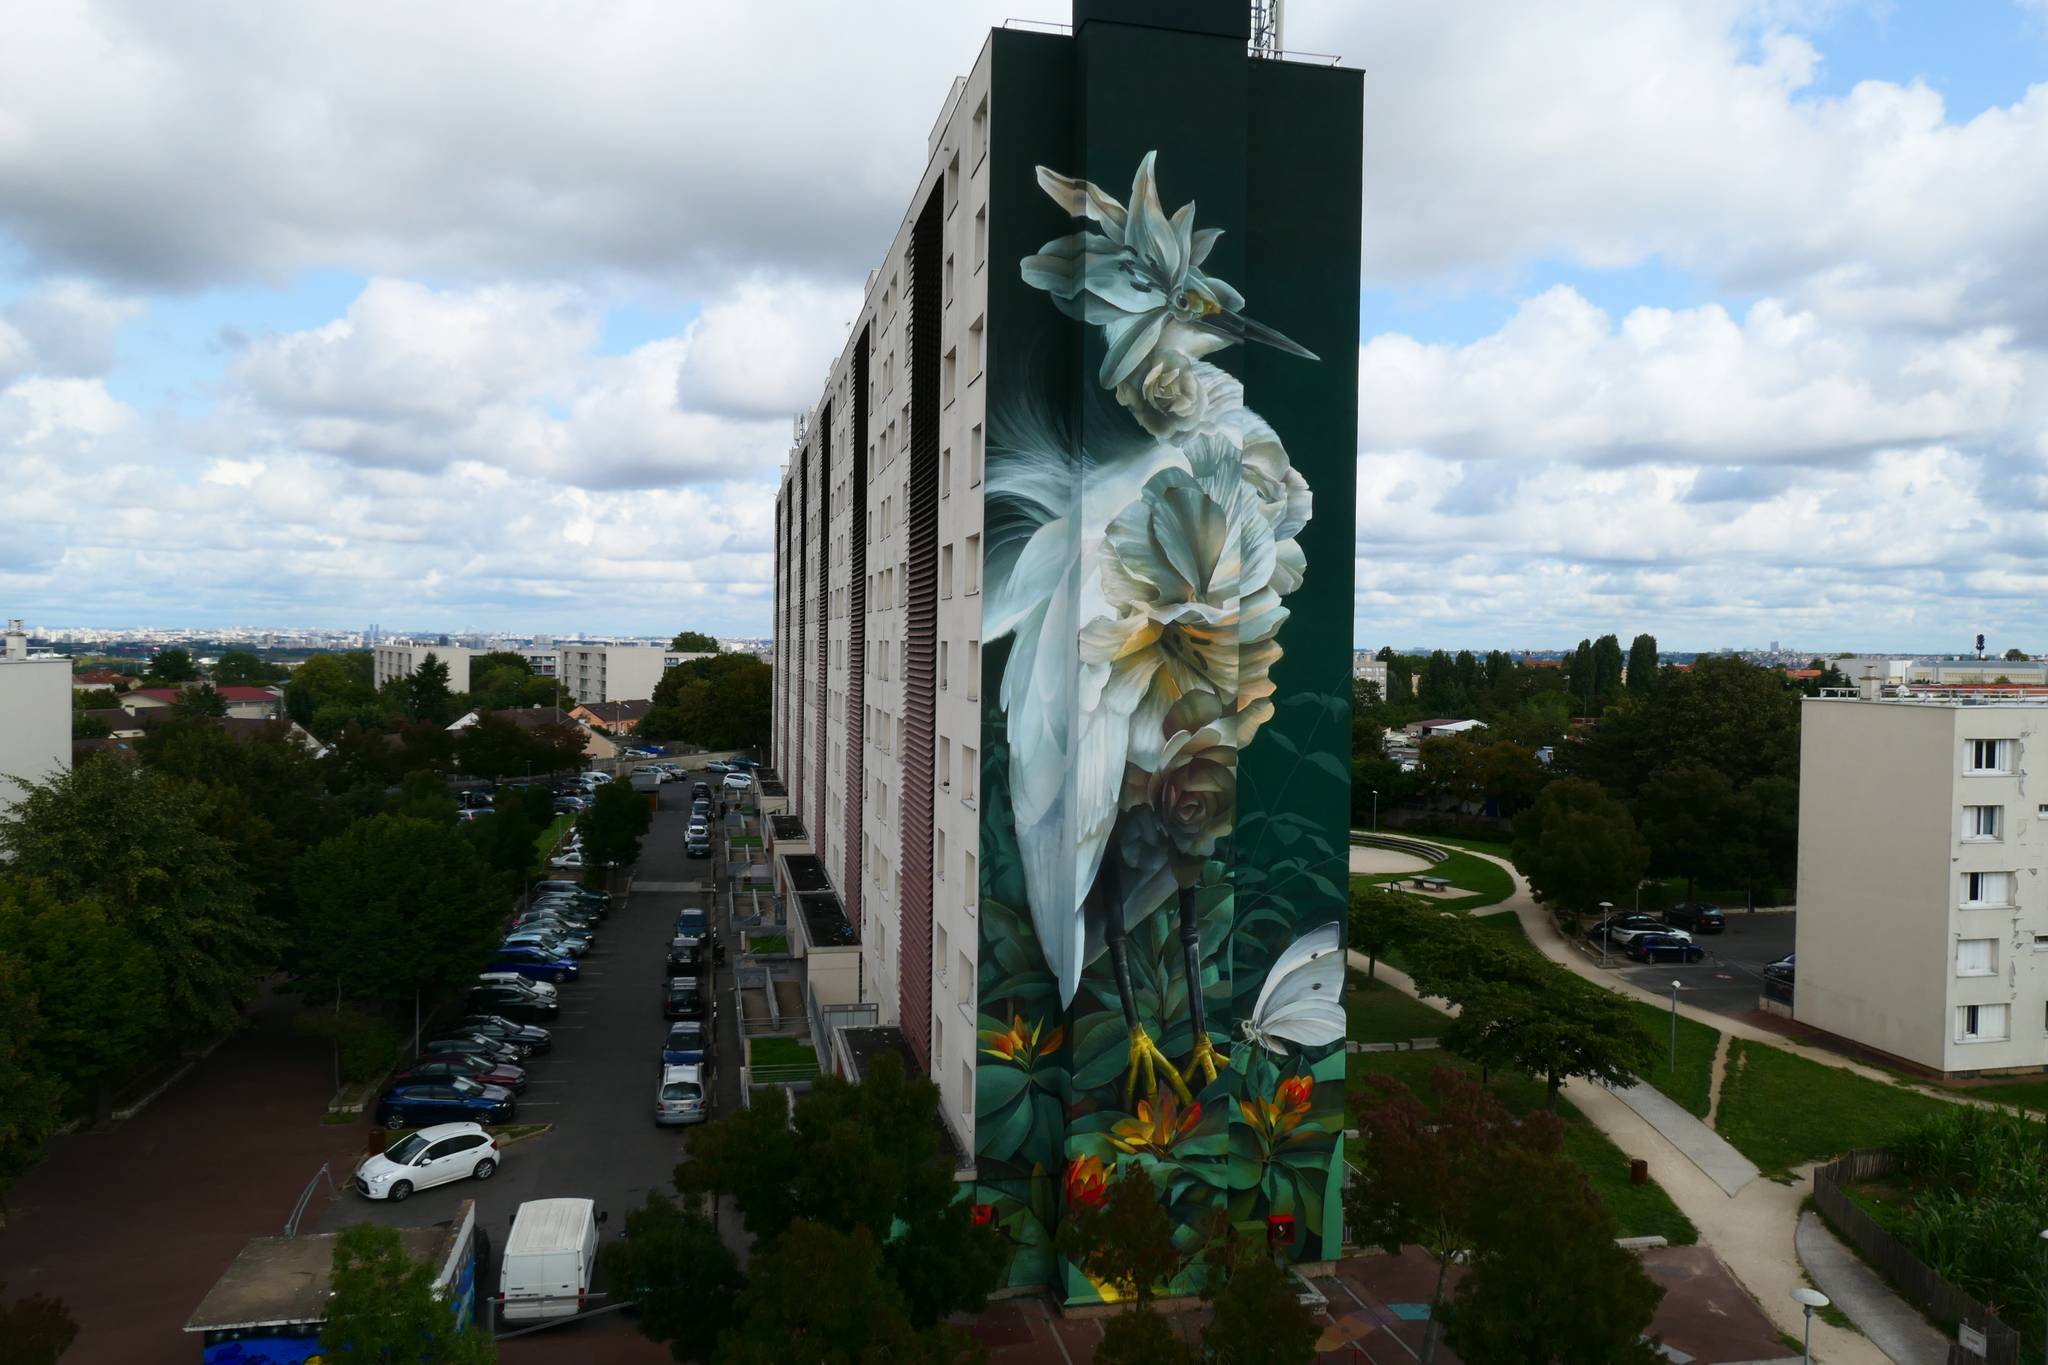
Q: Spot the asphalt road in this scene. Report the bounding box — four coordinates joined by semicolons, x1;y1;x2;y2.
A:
1606;910;1797;1019
322;765;743;1326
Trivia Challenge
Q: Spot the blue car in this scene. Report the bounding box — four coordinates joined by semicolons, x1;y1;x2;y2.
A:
661;1020;711;1066
1625;933;1706;964
672;908;711;944
376;1077;516;1129
489;945;581;984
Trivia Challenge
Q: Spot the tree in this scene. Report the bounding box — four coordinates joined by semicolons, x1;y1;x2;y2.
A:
212;649;279;685
0;883;165;1120
675;1052;1005;1329
1442;1146;1664;1364
715;1220;981;1365
641;654;773;752
0;1282;77;1365
466;787;554;883
1349;882;1421;981
1201;1239;1321;1365
286;651;380;735
406;652;454;724
600;1193;744;1363
291;815;508;1009
1347;1070;1563;1365
1635;763;1754;902
1625;634;1659;696
0;955;64;1212
143;646;198;684
171;682;228;718
577;780;652;869
2005;647;2030;662
71;711;110;740
1511;778;1649;926
1056;1162;1182;1307
458;713;585;781
1095;1307;1188;1365
1442;971;1656;1110
0;756;278;1044
1566;656;1799;797
320;1223;496;1365
668;630;720;653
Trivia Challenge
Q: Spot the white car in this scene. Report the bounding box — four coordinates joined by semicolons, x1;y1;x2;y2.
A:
722;772;753;791
355;1122;500;1202
550;849;587;869
581;771;613;786
478;972;558;998
655;1064;707;1126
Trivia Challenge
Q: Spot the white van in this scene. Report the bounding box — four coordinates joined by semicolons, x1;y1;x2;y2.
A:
499;1197;600;1322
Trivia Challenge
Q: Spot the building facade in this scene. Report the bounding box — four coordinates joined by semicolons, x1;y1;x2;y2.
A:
772;0;1359;1299
372;643;476;694
554;646;714;707
1798;692;2048;1075
0;620;69;819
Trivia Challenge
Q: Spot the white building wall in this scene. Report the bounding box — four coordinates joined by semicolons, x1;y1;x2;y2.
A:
0;628;68;820
1798;698;2048;1074
372;643;475;693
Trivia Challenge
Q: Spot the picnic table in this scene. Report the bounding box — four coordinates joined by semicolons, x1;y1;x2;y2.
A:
1408;875;1451;893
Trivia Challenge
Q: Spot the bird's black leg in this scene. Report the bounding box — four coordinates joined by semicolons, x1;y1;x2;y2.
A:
1100;864;1188;1108
1178;885;1228;1088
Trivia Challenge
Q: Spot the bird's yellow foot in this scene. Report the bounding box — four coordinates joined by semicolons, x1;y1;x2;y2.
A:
1184;1034;1229;1089
1124;1023;1192;1108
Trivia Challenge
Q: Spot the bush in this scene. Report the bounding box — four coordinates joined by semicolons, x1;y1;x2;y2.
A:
296;1008;406;1083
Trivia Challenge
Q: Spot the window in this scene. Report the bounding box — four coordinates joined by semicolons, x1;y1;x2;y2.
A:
945;253;956;307
969;316;985;377
966;640;980;700
936;921;949;974
935;1016;945;1069
957;950;973;999
939;736;952;789
970;423;984;485
936;828;947;879
1964;871;2015;907
1957;938;1997;976
1968;739;2011;774
943;347;957;406
961;1060;974;1108
940;640;950;691
962;746;977;803
941;447;952;497
964;850;977;903
973;205;987;269
971;95;988;166
1959;1003;2009;1042
941;543;955;598
963;533;980;594
1965;806;2004;840
945;151;960;214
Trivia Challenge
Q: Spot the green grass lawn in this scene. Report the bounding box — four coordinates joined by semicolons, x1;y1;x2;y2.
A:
530;813;574;874
1714;1040;1953;1179
1347;1046;1696;1244
1361;848;1515;912
747;933;790;954
729;833;764;848
750;1036;818;1068
1345;970;1451;1044
1940;1077;2048;1112
1403;831;1516;860
1626;1000;1720;1118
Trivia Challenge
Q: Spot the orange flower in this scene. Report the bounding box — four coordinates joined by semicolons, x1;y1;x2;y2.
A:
1276;1074;1314;1114
1065;1154;1111;1212
1108;1092;1204;1157
1241;1076;1318;1146
980;1013;1064;1063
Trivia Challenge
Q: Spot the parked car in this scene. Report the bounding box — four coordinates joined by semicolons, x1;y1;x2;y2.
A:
1624;934;1706;964
665;936;707;974
458;1014;552;1054
663;976;710;1021
655;1064;708;1126
728;756;758;771
460;790;494;811
549;849;591;870
421;1033;526;1064
1763;953;1796;985
722;772;753;791
672;908;712;945
503;930;588;958
660;1020;710;1066
490;946;580;984
685;831;711;858
354;1123;500;1201
703;761;733;776
552;796;589;814
477;972;557;998
686;820;709;841
1664;902;1727;934
505;920;591;948
689;799;711;821
1587;915;1693;947
517;903;597;927
468;983;560;1020
391;1054;528;1094
376;1078;515;1129
689;782;713;801
534;881;608;906
514;915;596;945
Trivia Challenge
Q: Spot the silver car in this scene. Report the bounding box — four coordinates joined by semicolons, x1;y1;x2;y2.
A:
655;1063;707;1126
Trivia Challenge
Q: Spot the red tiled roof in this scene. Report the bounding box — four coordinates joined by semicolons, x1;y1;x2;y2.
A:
129;685;277;704
73;670;134;685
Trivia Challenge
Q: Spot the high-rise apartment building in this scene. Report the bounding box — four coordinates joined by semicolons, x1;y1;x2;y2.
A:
772;0;1359;1298
1799;690;2048;1075
0;619;69;819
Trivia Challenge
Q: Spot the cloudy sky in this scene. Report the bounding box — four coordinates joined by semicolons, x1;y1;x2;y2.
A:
3;1;2045;651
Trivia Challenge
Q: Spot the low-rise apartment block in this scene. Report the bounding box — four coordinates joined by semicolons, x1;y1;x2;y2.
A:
373;642;476;694
0;619;70;818
1798;690;2048;1075
554;645;714;707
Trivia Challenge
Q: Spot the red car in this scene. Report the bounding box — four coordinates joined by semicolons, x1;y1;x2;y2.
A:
391;1054;528;1095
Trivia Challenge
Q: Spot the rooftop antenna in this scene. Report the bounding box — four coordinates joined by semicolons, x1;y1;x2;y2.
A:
1249;0;1282;58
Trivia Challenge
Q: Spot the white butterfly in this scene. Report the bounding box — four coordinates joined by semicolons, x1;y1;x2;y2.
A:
1239;921;1346;1055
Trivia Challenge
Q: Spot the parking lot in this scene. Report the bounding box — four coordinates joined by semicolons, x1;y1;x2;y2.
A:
322;763;747;1347
1602;909;1796;1019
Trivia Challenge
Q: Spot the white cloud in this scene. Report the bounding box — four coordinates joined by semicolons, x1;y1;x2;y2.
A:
2;280;144;376
674;279;863;420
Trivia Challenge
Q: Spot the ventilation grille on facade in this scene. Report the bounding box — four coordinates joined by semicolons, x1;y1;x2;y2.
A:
846;333;871;933
814;401;831;866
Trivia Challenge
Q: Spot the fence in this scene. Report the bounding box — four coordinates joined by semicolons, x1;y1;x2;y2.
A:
1811;1149;2022;1364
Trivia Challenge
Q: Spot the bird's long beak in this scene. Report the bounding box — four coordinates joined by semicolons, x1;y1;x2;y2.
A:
1197;310;1319;362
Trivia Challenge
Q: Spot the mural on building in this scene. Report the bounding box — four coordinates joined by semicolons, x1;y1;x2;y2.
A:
975;146;1349;1302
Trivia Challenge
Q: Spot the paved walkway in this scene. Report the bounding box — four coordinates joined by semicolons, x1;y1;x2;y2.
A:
1608;1081;1760;1196
1796;1213;1948;1365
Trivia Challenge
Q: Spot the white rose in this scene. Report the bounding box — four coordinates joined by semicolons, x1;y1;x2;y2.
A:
1114;352;1243;439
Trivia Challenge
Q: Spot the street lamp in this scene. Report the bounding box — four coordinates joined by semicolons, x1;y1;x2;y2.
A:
1598;900;1615;967
1370;788;1378;833
1669;980;1682;1073
1792;1288;1829;1363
